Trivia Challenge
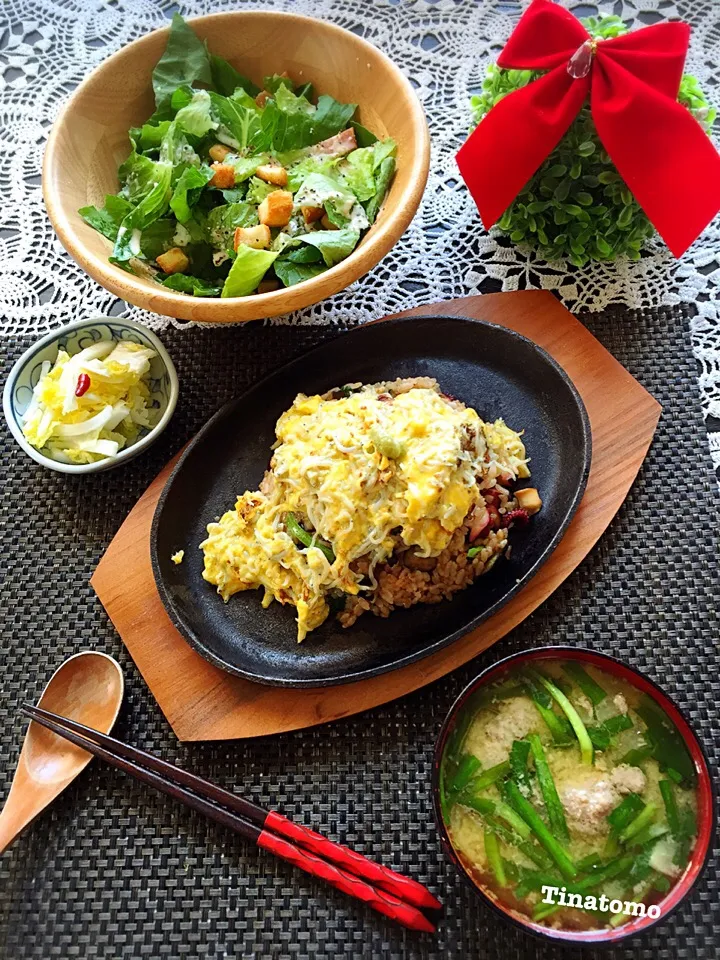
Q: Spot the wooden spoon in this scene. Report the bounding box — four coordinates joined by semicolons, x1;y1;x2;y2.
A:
0;651;124;853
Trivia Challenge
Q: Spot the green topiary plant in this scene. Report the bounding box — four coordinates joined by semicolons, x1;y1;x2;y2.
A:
470;15;717;266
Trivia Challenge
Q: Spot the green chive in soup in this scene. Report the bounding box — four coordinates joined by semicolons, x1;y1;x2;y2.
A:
439;660;698;932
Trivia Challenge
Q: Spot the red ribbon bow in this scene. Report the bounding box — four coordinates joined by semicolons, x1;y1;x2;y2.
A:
456;0;720;258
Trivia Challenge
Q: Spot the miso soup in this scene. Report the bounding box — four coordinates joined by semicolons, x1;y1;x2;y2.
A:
439;658;699;932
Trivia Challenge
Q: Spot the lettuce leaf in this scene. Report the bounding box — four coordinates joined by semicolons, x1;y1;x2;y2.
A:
113;127;178;261
79;195;133;241
274;259;326;287
170;164;214;222
162;273;222;296
221;246;278;297
227;155;269;183
261;92;356;153
207;202;258;249
297;228;360;266
210;54;259;97
138;219;177;259
313;95;357;142
365;156;395;223
130;120;173;153
281;245;324;264
263;73;295;95
342;139;396;202
246;177;277;204
350;121;379;147
174;90;218;138
118;147;158;203
152;14;213;111
286;155;339;192
209;90;263;151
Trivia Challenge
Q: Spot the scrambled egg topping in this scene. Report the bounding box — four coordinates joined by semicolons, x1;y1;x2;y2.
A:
201;380;529;641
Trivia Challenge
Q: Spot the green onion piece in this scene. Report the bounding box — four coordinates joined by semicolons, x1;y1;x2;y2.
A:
603;714;634;736
619;744;654;767
515;870;564;899
494;800;532;840
484;829;507;887
528;734;569;842
509;739;532;793
463;760;510;793
533;671;594;765
462;796;531;840
575;853;603;873
522;675;574;744
450;754;481;795
605;792;645;855
563;662;607;705
573;855;634;893
637;697;696;785
467;545;481;559
608;793;645;829
285;513;335;564
628;823;670;848
665;766;684;784
475;817;551;868
586;724;611;751
619;803;657;844
533;902;561;922
504;781;576;880
659;779;680;835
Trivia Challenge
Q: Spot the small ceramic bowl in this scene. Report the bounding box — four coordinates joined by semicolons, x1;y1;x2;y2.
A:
432;646;714;946
3;317;178;474
42;11;430;323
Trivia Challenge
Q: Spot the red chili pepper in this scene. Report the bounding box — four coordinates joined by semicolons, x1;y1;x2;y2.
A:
505;508;530;526
75;373;91;397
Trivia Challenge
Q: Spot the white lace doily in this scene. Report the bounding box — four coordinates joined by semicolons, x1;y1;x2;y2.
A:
1;0;719;478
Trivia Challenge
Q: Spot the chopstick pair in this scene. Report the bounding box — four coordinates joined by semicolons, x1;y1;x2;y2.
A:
22;703;441;933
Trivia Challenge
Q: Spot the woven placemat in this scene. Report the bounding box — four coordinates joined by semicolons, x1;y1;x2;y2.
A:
1;304;718;960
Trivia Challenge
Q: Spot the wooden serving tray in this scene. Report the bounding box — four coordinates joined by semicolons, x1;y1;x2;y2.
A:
91;292;661;741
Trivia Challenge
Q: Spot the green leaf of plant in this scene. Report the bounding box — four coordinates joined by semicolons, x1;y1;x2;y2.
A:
152;14;212;111
297;227;360;266
210;54;259;97
207;202;259;250
162;273;222;296
221;245;279;297
274;259;327;287
169;164;214;223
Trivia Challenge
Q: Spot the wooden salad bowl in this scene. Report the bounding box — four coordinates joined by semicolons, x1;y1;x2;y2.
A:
43;12;430;323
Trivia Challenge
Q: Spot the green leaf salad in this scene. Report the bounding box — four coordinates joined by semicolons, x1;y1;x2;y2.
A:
79;15;397;298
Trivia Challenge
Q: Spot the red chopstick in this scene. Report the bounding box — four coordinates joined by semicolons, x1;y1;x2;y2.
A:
22;704;440;932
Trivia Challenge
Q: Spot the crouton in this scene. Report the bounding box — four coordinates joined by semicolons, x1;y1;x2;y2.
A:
320;214;338;231
258;190;294;227
302;205;324;225
209;162;236;189
233;224;272;251
257;279;281;294
156;247;189;275
209;143;233;162
309;127;357;158
256;163;288;187
515;487;542;515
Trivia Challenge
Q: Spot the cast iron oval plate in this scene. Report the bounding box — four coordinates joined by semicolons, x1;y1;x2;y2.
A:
151;316;591;687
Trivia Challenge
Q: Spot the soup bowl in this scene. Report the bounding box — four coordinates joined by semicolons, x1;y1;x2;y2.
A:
432;646;714;946
42;11;430;323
